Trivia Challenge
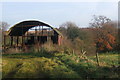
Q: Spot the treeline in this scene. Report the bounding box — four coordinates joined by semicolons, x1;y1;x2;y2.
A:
58;15;119;55
0;15;119;55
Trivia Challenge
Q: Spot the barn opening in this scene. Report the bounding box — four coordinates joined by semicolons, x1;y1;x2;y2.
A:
3;20;63;49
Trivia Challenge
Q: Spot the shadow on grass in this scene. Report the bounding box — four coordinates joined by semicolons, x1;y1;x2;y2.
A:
3;63;23;78
57;56;91;79
57;55;119;79
2;51;55;59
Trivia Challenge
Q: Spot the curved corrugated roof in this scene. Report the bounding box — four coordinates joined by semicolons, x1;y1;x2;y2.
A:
8;20;62;36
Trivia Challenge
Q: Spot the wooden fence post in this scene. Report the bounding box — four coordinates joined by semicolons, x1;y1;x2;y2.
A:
4;35;6;50
96;52;100;66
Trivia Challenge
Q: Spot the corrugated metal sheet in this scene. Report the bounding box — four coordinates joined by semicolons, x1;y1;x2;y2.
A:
8;20;63;36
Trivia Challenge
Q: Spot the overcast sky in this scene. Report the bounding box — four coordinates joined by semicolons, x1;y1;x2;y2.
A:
1;2;118;28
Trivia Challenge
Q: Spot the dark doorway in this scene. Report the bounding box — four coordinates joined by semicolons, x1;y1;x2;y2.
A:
51;35;58;44
40;36;47;44
25;36;35;45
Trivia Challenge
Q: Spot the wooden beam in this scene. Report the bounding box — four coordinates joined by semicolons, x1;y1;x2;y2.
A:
22;36;24;46
42;26;43;36
17;36;19;47
11;36;13;46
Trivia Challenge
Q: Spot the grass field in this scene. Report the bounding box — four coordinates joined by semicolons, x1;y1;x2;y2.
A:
1;52;119;79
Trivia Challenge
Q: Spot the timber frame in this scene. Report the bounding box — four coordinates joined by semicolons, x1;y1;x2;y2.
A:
3;20;63;50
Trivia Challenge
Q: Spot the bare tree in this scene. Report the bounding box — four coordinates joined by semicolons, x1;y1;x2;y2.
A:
89;15;111;28
0;21;9;31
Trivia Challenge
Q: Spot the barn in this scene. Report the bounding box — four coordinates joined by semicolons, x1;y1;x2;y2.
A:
3;20;63;49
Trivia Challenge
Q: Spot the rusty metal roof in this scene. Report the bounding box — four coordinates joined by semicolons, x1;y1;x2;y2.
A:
8;20;62;36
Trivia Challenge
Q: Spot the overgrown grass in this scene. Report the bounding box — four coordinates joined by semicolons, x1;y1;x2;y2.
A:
2;51;119;79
